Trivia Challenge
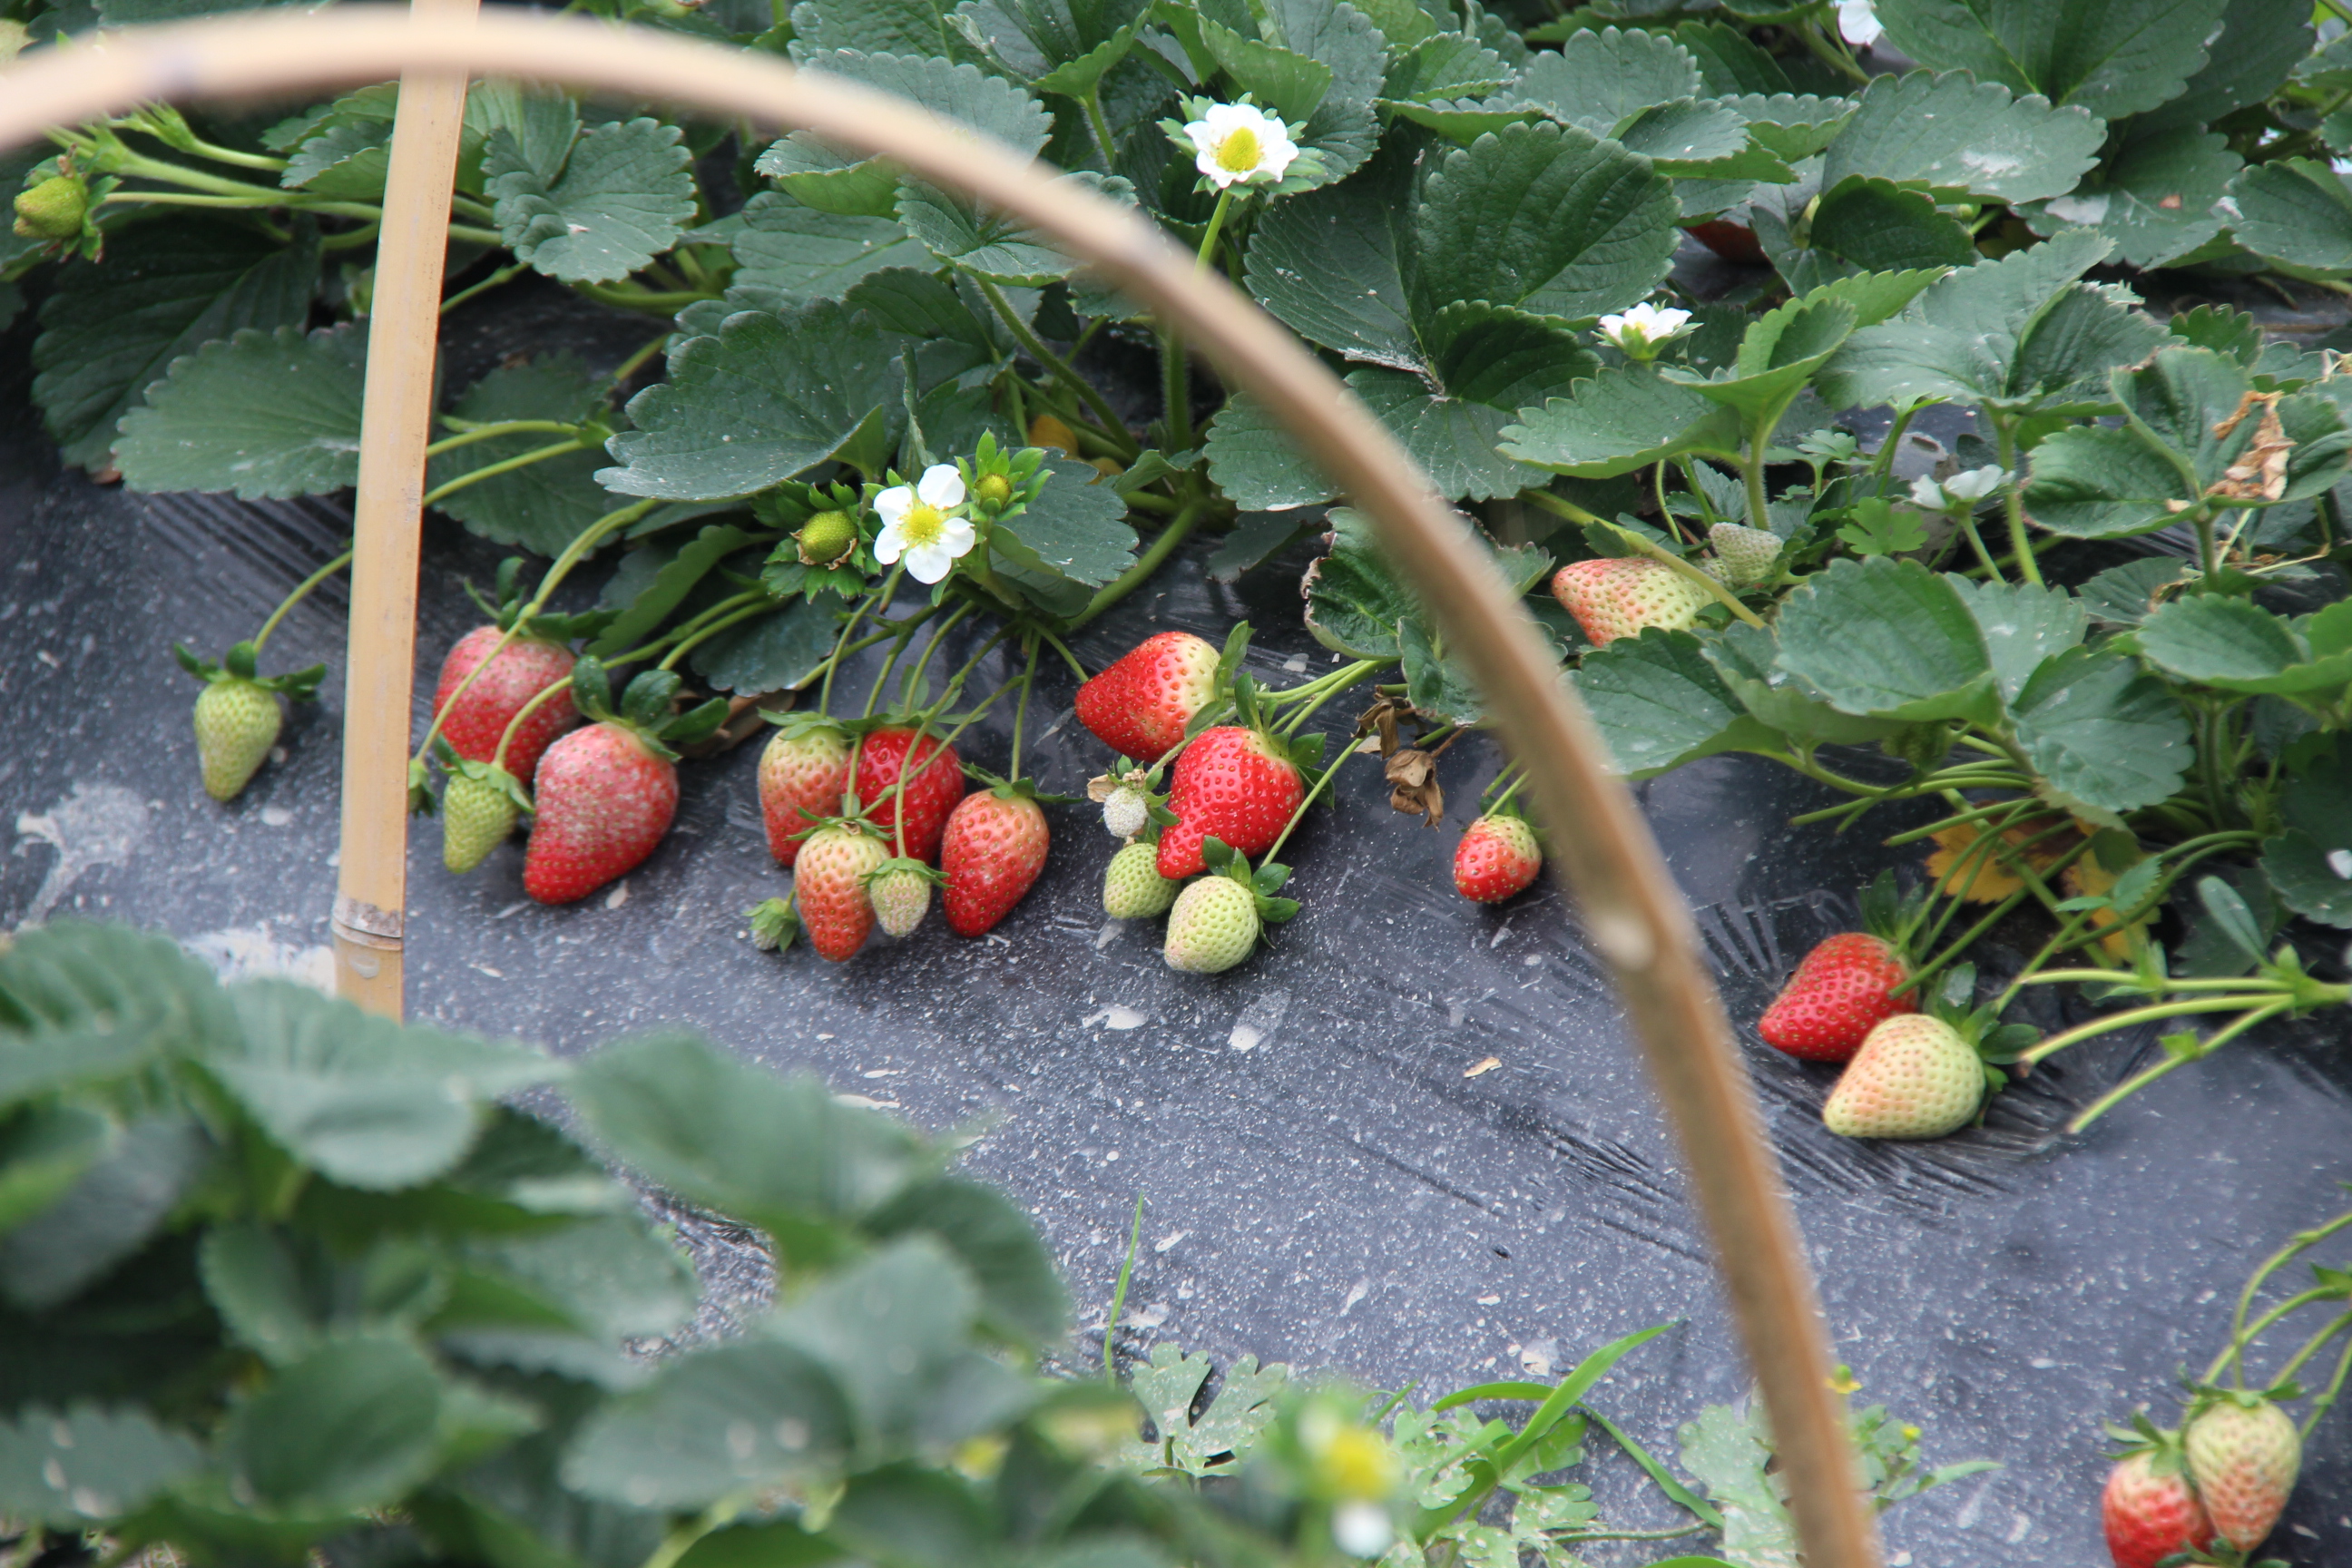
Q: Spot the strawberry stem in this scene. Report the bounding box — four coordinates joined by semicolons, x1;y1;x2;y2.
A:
2063;999;2290;1135
1261;730;1371;863
251;545;353;654
815;569;909;718
656;592;770;671
1008;635;1041;783
419;436;597;511
491;677;571;777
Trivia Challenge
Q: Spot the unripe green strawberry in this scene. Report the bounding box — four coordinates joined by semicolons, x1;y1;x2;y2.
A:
13;174;86;241
442;770;519;873
866;857;934;939
797;509;858;566
975;473;1014;509
1104;841;1179;918
1164;876;1259;973
193;679;282;801
1550;558;1710;646
1708;523;1780;586
1821;1014;1982;1139
2185;1397;2299;1552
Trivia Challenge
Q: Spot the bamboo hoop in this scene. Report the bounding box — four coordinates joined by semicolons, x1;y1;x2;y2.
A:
332;0;481;1015
0;16;1881;1566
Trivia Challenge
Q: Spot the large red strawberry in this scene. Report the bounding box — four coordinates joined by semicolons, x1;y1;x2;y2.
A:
850;727;964;862
1759;933;1917;1063
759;721;851;867
796;823;888;961
2185;1396;2299;1552
434;625;580;781
521;662;725;906
1155;727;1303;880
940;788;1050;937
524;724;677;904
1075;631;1220;761
1455;815;1541;903
2103;1449;2213;1568
1550;558;1709;647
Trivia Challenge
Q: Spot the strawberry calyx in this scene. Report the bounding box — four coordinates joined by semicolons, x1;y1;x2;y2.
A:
862;855;943;889
1921;962;2039;1099
465;556;616;642
746;896;799;954
428;738;534;817
1199;836;1300;926
571;656;729;762
2107;1411;2196;1468
174;640;326;701
755;479;875;600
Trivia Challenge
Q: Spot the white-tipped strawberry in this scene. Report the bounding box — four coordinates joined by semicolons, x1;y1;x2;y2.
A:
2185;1396;2299;1553
1164;877;1259;973
1550;558;1710;647
1821;1014;1984;1139
865;856;937;939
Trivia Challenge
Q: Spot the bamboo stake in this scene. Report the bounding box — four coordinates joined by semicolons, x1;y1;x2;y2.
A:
0;19;1881;1564
330;0;480;1017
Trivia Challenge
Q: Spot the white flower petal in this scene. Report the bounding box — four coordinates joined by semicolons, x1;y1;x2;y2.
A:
903;542;955;583
875;485;915;527
936;517;977;556
872;522;907;566
1332;1502;1392;1559
916;465;965;508
1835;0;1883;45
1943;465;2008;502
1908;476;1947;509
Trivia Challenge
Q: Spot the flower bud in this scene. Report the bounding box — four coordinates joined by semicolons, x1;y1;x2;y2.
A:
14;175;87;242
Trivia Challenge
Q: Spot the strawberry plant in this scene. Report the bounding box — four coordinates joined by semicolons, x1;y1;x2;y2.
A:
10;0;2352;1107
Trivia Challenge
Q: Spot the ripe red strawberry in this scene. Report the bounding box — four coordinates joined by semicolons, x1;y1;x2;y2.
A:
940;789;1050;937
1550;558;1709;647
850;727;964;862
759;723;851;867
523;723;678;904
2185;1397;2299;1552
796;824;888;961
433;626;580;781
1075;631;1220;761
1455;815;1541;903
1156;727;1303;880
1759;933;1917;1063
2103;1450;2214;1568
1821;1014;1983;1139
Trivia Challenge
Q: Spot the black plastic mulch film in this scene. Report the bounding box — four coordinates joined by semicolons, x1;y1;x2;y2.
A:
2;273;2348;1567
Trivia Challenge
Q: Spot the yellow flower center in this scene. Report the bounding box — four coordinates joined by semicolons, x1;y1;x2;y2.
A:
898;501;949;547
1215;125;1263;173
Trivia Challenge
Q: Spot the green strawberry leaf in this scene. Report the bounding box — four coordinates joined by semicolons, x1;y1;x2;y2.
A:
987;457;1138;587
2136;0;2312;134
2133;595;2352;695
599;302;907;501
1243;174;1419;369
1506;24;1702;137
2009;645;2192;818
1700;621;1906;744
1612;98;1786;180
788;0;984;60
756;51;1052;217
1832;497;1929;558
1572;628;1788;778
1945;578;2087;703
591;524;759;657
1818;227;2167;416
114;323;367;501
1771;556;1998;723
1498;367;1744;479
691;598;845;695
1379;31;1514;106
0;1404;202;1529
487;117;697;285
1874;0;2230;121
426;355;616;555
2225;158;2352;272
1717;93;1857;162
951;0;1148;95
1661;289;1858;420
1819;70;2103;204
710;191;930;302
2020;129;2239;268
31;215;320;470
895;170;1134;285
1408;120;1680;328
1759;176;1978;289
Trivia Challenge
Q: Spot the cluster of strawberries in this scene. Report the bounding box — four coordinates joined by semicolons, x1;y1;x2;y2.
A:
2102;1396;2303;1567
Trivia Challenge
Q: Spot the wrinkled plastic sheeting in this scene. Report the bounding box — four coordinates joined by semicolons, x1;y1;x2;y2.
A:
4;318;2351;1568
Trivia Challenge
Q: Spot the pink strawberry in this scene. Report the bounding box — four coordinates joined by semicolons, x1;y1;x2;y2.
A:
1454;815;1541;903
2185;1397;2299;1552
1550;559;1709;647
758;722;851;867
434;625;580;781
1820;1014;1983;1139
796;823;888;961
1155;727;1303;880
1759;933;1917;1063
940;788;1050;937
523;723;677;905
1075;631;1220;761
2103;1449;2213;1568
850;727;964;862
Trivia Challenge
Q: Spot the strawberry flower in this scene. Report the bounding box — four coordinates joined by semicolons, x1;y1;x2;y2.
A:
873;465;977;584
1181;100;1301;190
1834;0;1883;46
1596;301;1694;362
1909;466;2008;511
